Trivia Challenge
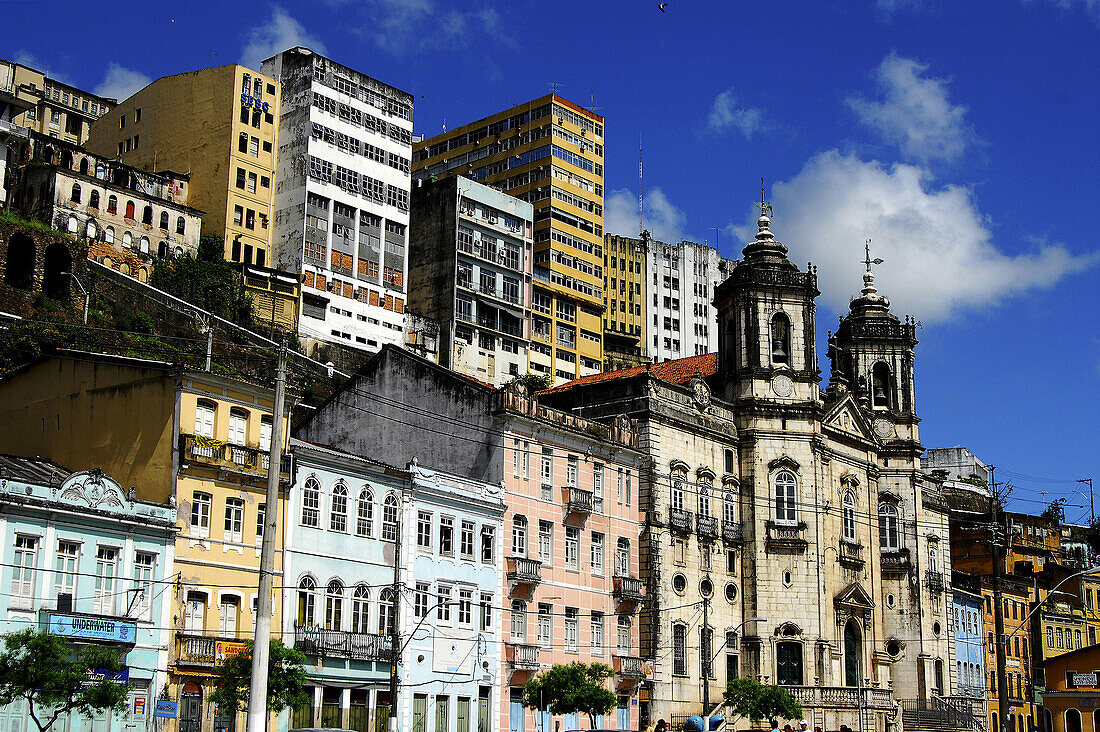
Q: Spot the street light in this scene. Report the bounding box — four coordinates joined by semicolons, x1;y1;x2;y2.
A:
60;271;89;324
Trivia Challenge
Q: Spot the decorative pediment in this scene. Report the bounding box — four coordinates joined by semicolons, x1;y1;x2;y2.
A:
722;474;741;491
54;469;130;513
768;456;801;473
669;459;690;474
696;466;716;481
775;621;803;637
834;582;876;611
822;394;876;443
878;489;902;506
840;473;861;488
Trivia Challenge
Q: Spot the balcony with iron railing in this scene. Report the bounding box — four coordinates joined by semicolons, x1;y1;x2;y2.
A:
697;515;719;542
927;570;946;594
506;642;540;670
722;521;744;545
613;655;645;679
567;488;593;514
179;434;290;479
839;541;865;570
293;625;394;662
507;557;543;584
764;521;809;552
613;575;644;602
882;547;913;575
174;633;244;667
669;509;693;534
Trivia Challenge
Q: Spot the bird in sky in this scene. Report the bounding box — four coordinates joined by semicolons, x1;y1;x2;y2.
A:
658;3;669;11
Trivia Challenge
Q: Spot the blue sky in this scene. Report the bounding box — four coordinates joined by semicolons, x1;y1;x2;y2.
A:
3;0;1097;516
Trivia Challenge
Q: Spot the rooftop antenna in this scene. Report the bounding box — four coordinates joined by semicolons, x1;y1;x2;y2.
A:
587;92;603;113
753;177;772;218
639;133;644;236
548;81;565;94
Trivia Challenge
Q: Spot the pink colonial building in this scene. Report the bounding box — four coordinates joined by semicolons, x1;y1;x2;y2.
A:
499;388;646;732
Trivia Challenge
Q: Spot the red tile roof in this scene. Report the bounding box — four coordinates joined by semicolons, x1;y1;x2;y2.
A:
540;353;719;395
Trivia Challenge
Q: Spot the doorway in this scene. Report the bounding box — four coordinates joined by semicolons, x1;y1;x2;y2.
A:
844;620;862;687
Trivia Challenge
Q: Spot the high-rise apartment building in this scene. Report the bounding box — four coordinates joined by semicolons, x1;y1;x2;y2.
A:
0;57;115;145
409;175;534;386
262;47;414;353
413;95;605;384
603;233;649;370
646;238;733;362
84;64;296;329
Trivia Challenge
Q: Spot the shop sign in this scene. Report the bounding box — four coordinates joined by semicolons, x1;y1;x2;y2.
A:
241;93;270;113
215;640;248;666
154;701;178;719
47;613;136;644
88;667;129;683
1074;673;1098;687
134;698;146;716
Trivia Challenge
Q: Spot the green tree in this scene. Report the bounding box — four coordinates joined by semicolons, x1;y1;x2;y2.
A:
723;678;803;727
149;236;254;326
522;663;617;728
0;629;129;732
512;372;554;393
210;640;309;716
1040;498;1065;524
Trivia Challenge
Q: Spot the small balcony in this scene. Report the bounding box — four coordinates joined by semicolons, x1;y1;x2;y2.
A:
293;625;394;662
175;633;244;667
613;655;645;679
507;557;543;585
697;515;719;542
882;547;913;575
614;575;644;602
839;541;865;570
927;570;946;594
765;521;809;552
506;643;540;670
669;509;693;534
789;686;895;710
723;521;744;544
567;488;593;514
179;434;290;479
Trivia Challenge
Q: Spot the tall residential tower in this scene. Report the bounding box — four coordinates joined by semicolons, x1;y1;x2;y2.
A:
413;95;605;384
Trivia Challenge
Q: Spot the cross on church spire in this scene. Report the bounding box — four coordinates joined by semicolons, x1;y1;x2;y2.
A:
754;177;772;219
863;238;884;273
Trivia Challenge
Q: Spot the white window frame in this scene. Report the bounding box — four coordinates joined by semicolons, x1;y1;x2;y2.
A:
774;471;798;525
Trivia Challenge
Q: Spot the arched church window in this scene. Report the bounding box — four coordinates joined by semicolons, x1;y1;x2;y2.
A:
842;491;857;542
872;362;891;408
879;504;900;550
774;471;797;525
771;312;791;364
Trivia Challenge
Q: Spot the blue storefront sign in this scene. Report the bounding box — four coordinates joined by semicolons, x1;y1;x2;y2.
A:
154;701;178;719
89;667;130;683
47;613;136;644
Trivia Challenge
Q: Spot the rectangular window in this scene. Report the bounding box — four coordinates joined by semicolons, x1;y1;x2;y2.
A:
673;624;687;675
54;540;79;608
12;535;38;607
414;582;430;619
236;168;246;189
538;521;553;564
565;527;579;569
480;593;493;631
224;498;244;542
565;608;579;652
249;136;259;157
538;604;552;645
438;586;452;622
93;546;118;615
133;551;155;619
257;503;266;542
247;172;257;193
458;589;473;626
591;532;604;574
567;455;579;488
191;492;211;532
591;612;604;653
440;516;455;557
460;520;475;559
481;526;496;564
541;448;553;486
417;511;433;550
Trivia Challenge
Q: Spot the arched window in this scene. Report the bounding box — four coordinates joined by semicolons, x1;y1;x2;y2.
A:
174;246;184;258
158;241;169;259
120;262;130;276
771;312;791;364
4;233;35;289
89;190;100;208
139;236;149;253
176;216;186;235
872;362;891;408
512;515;528;557
70;183;81;203
78;158;89;175
142;205;153;225
159;211;169;229
723;490;738;527
776;640;803;685
615;538;630;576
510;600;527;640
774;471;797;525
698;480;711;517
879;504;900;550
356;488;374;537
672;623;687;676
842;491;857;542
85;219;97;240
122;231;132;248
95;163;106;180
330;483;348;532
66;215;78;233
1066;709;1082;732
325;580;344;631
125;201;135;219
228;407;248;445
671;477;686;513
302;477;320;527
297;577;316;626
382;493;399;541
352;585;370;633
104;226;114;244
107;195;117;214
844;621;862;687
378;588;395;635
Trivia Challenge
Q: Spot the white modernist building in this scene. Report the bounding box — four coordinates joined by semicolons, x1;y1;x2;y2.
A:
646;238;733;362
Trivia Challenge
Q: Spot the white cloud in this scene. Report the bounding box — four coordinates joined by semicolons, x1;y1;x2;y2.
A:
356;0;513;54
606;187;688;244
93;64;151;102
848;53;976;165
241;7;327;69
732;149;1097;323
707;88;768;139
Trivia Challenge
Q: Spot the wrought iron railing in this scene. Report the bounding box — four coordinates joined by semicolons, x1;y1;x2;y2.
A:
722;522;744;544
697;515;719;541
614;655;645;678
180;434;290;476
669;509;693;534
294;625;394;662
613;575;644;601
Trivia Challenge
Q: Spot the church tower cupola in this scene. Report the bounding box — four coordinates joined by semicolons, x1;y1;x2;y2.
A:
828;240;920;441
714;186;820;405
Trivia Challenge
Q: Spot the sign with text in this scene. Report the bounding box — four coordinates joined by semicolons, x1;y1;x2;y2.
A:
214;640;248;666
47;613;136;644
1074;674;1098;687
134;697;146;716
154;701;177;719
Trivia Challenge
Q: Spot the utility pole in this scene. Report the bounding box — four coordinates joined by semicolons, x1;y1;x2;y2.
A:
388;499;402;732
701;596;711;717
990;466;1009;732
245;339;287;732
1079;479;1095;524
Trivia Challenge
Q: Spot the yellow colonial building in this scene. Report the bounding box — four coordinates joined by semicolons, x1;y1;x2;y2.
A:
0;56;115;144
85;64;298;331
413;94;606;383
0;352;290;732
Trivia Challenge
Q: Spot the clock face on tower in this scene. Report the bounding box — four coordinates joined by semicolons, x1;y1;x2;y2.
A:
691;378;711;409
770;374;794;397
873;416;895;439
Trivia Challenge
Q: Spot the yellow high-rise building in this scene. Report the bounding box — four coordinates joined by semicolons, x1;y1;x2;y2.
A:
603;233;649;370
413;95;605;383
85;65;298;331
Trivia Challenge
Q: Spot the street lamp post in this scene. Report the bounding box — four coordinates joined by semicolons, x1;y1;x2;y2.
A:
60;271;89;324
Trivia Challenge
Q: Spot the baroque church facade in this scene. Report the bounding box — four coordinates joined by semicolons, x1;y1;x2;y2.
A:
540;206;953;730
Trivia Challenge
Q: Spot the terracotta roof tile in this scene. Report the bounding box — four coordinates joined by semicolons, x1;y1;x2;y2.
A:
540;353;718;395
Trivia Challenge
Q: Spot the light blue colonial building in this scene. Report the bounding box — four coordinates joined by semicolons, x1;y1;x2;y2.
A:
0;455;177;732
397;463;505;732
282;439;408;732
952;575;987;701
